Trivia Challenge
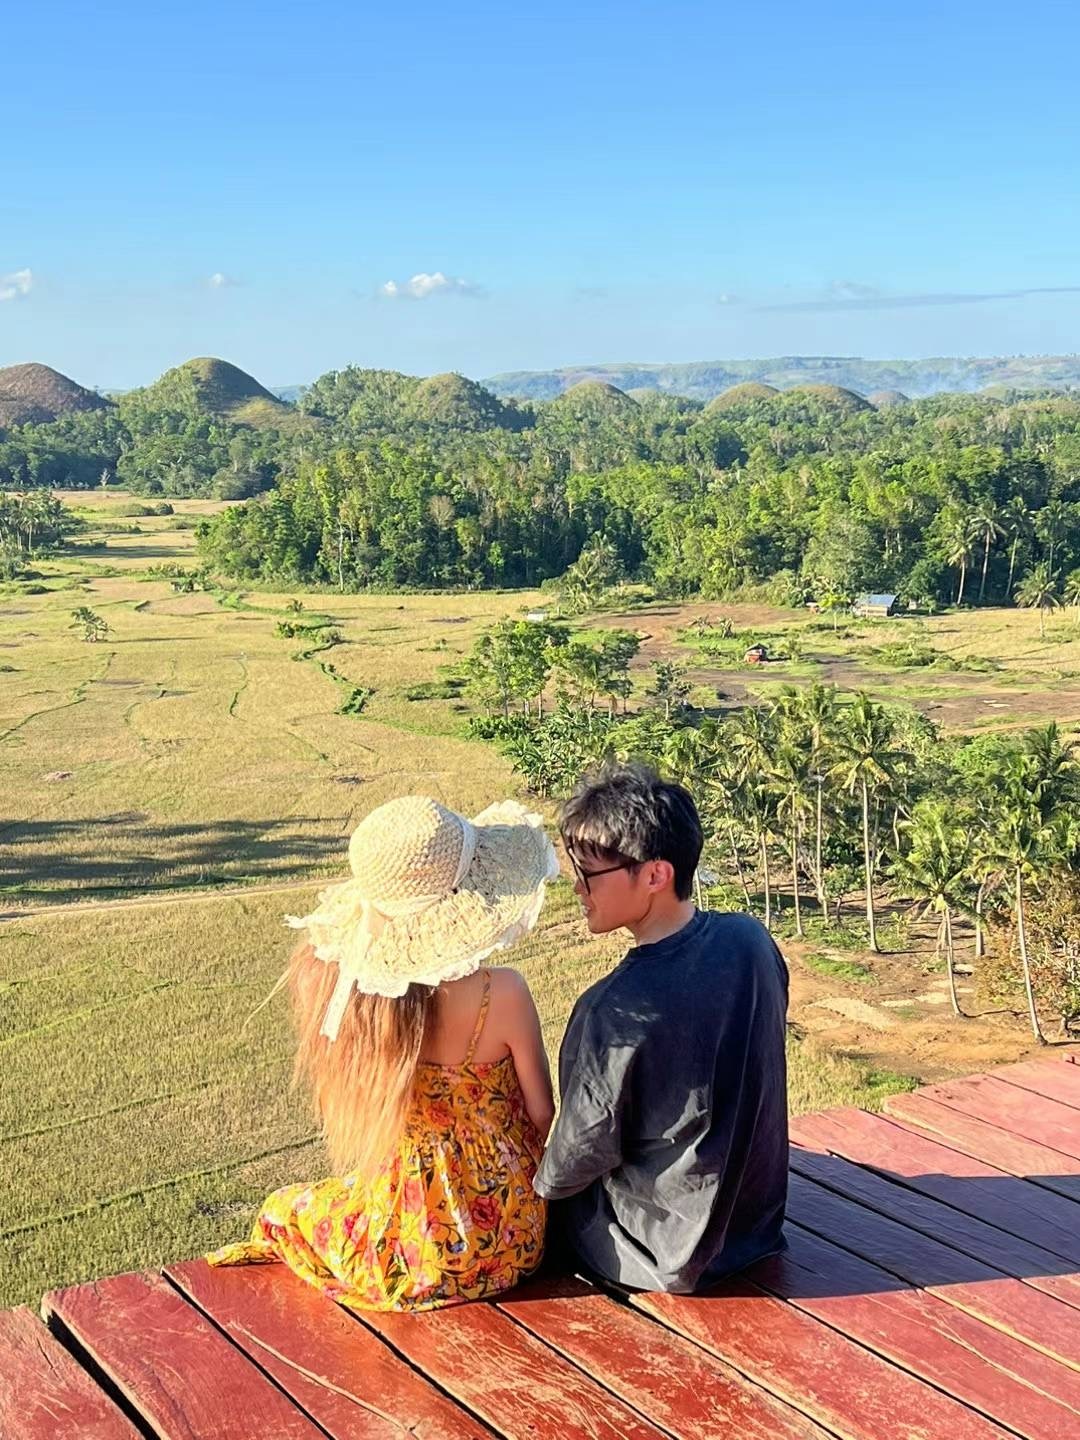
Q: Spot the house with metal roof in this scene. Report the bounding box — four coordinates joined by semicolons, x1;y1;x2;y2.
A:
852;592;898;618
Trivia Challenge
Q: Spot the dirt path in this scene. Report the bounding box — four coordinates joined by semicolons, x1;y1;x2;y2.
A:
0;876;324;924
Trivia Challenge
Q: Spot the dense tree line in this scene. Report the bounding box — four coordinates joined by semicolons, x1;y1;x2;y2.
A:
6;363;1080;603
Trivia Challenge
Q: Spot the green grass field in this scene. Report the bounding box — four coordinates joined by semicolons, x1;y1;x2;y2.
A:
0;492;1067;1307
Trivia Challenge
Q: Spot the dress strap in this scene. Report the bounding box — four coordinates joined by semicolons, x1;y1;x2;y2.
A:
463;969;492;1064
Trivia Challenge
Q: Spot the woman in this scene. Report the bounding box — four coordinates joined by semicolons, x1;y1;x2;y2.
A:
209;794;558;1311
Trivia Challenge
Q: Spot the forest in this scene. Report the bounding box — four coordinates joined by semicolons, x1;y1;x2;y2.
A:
3;361;1080;610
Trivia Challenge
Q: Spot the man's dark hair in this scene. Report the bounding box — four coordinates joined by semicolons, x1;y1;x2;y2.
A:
560;762;704;901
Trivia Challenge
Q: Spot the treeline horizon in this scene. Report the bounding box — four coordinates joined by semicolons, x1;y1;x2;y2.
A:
4;361;1080;606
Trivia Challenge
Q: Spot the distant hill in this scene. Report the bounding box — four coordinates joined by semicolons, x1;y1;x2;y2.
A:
132;357;305;430
0;363;114;427
483;355;1080;402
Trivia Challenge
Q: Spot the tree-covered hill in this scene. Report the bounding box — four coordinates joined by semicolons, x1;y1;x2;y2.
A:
7;353;1080;611
0;363;114;427
484;354;1080;402
125;357;303;431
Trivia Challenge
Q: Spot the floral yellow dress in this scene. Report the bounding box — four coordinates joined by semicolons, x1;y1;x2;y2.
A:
207;972;546;1311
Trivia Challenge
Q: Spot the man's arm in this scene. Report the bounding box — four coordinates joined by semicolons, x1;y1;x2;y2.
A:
533;998;627;1199
533;1072;623;1199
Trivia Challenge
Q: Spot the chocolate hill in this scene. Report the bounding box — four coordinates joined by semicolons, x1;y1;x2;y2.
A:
0;363;114;427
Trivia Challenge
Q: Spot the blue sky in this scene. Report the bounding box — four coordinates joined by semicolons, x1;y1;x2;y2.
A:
3;1;1079;388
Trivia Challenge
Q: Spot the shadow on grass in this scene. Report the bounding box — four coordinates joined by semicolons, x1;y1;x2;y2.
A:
0;816;343;903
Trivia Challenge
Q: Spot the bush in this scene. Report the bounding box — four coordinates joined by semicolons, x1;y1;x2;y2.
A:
404;679;465;701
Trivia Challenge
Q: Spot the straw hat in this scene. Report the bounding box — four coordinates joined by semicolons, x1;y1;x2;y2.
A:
286;796;559;1039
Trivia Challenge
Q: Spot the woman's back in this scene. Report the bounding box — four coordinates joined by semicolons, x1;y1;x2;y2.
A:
211;967;551;1311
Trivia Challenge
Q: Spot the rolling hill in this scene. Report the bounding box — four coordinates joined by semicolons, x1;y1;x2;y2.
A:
0;363;114;427
483;355;1080;403
129;358;308;431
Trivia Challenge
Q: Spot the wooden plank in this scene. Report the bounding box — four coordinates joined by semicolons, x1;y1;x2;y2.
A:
495;1276;830;1440
789;1140;1080;1310
0;1307;138;1440
915;1074;1080;1159
791;1107;1080;1265
884;1091;1080;1202
43;1271;322;1439
788;1171;1080;1371
167;1259;488;1440
991;1058;1080;1110
768;1224;1080;1438
362;1295;667;1440
633;1279;1009;1440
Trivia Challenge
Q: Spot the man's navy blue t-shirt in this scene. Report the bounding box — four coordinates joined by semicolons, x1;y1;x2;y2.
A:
534;909;789;1293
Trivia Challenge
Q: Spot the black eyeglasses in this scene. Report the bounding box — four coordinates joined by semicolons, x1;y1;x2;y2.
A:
566;851;635;894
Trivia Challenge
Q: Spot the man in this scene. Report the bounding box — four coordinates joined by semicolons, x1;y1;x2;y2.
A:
533;762;788;1293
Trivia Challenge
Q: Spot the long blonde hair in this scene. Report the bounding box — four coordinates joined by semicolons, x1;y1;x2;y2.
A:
288;943;438;1175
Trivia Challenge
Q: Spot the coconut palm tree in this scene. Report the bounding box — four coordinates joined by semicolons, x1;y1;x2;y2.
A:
893;801;973;1017
729;706;781;929
1063;568;1080;611
1001;497;1032;599
1034;500;1070;574
989;763;1060;1043
1015;562;1059;637
985;729;1078;1042
970;499;1005;604
943;508;977;606
830;693;902;953
798;683;841;920
772;735;815;937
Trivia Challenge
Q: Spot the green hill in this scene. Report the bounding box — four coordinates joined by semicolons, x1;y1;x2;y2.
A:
546;379;638;417
704;382;780;413
0;363;114;427
133;358;306;431
784;383;872;414
408;372;517;430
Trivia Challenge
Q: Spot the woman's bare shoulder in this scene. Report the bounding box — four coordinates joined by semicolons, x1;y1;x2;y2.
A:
487;966;535;1006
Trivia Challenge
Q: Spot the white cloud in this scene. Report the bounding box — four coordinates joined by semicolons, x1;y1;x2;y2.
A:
378;271;482;300
207;272;239;289
717;292;740;305
0;268;33;302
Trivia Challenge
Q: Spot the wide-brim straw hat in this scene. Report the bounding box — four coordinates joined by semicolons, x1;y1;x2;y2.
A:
286;796;559;1038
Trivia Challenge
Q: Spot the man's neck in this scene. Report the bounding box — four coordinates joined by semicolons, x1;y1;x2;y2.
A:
627;899;697;948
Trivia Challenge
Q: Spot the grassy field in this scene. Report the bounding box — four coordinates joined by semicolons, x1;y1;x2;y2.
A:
0;882;916;1308
2;492;1073;1306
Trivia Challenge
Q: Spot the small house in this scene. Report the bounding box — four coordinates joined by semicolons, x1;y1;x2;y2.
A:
743;643;768;665
852;593;897;619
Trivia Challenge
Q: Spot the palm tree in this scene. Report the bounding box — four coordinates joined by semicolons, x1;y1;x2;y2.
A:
943;508;977;606
1063;568;1080;611
990;765;1057;1044
1035;500;1070;574
1002;498;1032;599
699;733;754;908
729;706;781;929
796;683;840;921
987;730;1077;1042
893;802;973;1017
1015;562;1059;637
830;694;902;953
772;736;815;937
970;500;1005;604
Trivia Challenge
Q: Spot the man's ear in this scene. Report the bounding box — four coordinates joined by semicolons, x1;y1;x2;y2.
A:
647;859;677;893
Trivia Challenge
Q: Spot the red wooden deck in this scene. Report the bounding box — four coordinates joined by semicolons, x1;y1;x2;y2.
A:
4;1055;1079;1439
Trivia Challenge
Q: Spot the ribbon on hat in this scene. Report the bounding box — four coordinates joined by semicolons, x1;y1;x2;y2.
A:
286;815;478;1041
